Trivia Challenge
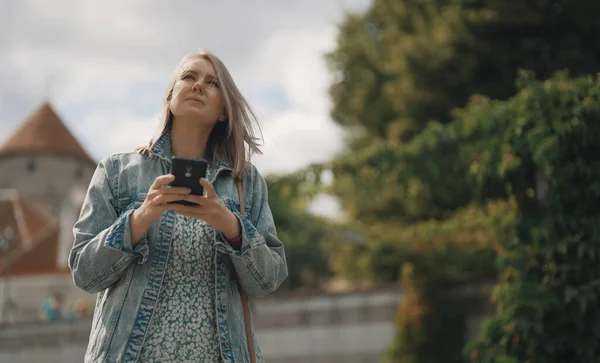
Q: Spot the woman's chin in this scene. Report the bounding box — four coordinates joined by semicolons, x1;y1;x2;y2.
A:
173;109;218;125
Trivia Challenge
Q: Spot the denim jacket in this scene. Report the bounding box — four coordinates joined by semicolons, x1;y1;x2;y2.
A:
69;131;288;363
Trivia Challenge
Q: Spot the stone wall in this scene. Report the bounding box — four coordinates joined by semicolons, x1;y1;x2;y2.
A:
0;284;495;363
0;154;94;219
0;318;90;363
255;286;400;362
0;274;95;325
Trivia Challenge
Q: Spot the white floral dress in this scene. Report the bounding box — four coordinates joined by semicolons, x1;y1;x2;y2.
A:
139;167;222;363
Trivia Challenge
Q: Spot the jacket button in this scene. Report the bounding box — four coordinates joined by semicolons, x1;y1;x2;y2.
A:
220;263;226;269
224;341;230;348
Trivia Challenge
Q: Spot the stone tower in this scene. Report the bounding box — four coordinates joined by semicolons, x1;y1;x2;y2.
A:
0;102;96;276
0;102;96;219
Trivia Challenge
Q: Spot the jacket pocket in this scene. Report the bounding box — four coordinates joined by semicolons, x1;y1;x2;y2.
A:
86;266;136;359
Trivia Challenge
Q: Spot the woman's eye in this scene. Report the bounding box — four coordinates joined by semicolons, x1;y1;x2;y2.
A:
183;74;194;80
208;80;219;87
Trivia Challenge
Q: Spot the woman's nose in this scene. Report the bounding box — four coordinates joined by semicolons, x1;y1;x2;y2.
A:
192;81;204;93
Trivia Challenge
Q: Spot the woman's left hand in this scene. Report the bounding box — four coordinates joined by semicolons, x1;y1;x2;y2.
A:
172;178;241;240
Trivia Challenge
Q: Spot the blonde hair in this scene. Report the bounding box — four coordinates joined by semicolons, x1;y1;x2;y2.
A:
137;49;262;179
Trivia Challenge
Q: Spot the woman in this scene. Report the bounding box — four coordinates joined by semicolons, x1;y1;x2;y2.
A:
69;49;288;363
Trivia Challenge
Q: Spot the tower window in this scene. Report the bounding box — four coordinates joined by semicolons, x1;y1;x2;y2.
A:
26;159;36;173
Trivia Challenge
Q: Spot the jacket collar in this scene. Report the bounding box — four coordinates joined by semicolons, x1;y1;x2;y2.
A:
150;130;233;170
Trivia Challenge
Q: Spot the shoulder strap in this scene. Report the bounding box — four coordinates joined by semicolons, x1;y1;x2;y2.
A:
236;180;257;363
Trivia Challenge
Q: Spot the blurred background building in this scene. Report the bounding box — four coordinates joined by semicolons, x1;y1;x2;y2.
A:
0;102;96;326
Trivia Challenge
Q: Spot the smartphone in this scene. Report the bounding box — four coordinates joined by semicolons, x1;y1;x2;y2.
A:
169;157;208;206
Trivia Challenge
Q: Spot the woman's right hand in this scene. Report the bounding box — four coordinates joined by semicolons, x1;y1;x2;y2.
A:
130;174;190;244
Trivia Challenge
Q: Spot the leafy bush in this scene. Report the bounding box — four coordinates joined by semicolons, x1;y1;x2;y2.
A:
469;71;600;363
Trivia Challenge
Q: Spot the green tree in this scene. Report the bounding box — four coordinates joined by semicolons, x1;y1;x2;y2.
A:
329;0;600;143
313;1;600;360
467;72;600;363
327;0;600;223
265;174;333;291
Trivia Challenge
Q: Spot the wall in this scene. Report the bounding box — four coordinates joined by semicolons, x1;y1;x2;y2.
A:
0;319;90;363
0;274;95;325
0;154;94;219
0;284;495;363
255;287;400;363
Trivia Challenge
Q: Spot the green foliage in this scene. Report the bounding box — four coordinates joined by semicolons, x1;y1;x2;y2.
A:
330;124;470;223
360;199;516;363
467;72;600;362
328;0;600;143
329;199;515;286
297;0;600;360
265;174;334;291
389;263;469;363
328;117;512;225
326;0;600;224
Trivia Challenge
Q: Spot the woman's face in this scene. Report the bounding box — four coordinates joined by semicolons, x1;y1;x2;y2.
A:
169;57;226;126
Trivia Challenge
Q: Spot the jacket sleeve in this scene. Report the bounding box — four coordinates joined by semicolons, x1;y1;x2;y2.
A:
68;157;150;294
215;166;288;297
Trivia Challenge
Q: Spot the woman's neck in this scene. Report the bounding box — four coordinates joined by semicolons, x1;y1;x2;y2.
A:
170;118;212;160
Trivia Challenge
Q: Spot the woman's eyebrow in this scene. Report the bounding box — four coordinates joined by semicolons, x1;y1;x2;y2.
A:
182;69;218;79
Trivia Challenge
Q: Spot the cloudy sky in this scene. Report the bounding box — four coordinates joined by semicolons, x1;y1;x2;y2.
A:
0;0;371;216
0;0;370;174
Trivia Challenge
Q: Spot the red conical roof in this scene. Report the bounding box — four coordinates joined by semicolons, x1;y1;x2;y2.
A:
0;102;95;165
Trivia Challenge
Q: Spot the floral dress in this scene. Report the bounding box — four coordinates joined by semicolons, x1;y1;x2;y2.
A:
139;166;222;363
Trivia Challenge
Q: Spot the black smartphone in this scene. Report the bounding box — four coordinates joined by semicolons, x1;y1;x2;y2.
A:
169;157;208;206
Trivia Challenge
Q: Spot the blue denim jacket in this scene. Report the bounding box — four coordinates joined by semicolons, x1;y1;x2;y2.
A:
69;131;288;363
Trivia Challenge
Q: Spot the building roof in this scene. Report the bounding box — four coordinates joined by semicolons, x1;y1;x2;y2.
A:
0;190;67;277
0;102;96;166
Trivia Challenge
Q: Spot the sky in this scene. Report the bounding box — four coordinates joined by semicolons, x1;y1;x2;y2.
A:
0;0;371;217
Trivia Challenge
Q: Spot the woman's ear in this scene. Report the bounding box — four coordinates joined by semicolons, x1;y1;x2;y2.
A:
219;112;227;122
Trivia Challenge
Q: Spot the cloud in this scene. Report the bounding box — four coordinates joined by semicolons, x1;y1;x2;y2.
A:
0;0;371;217
251;25;345;174
254;110;344;174
76;110;160;158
